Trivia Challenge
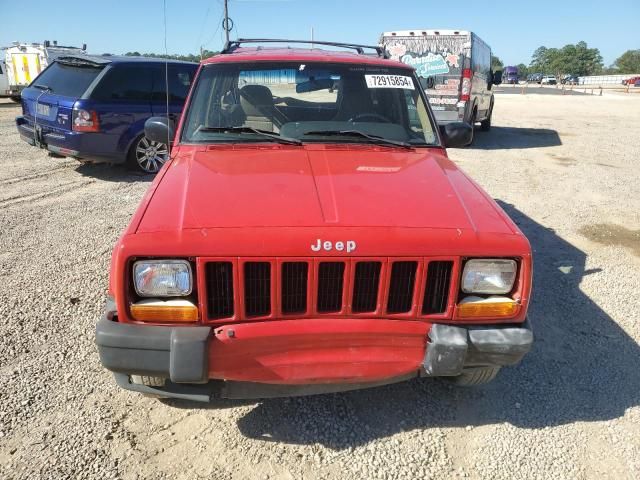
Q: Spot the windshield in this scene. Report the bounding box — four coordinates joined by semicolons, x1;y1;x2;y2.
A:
30;61;104;97
182;62;438;146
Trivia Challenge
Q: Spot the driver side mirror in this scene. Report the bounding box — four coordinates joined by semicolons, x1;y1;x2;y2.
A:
492;70;502;87
144;116;176;145
439;122;473;148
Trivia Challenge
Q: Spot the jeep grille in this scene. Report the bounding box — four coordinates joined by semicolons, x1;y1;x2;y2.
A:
202;258;456;321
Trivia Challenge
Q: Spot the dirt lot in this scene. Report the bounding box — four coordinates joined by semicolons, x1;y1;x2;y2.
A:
1;94;639;480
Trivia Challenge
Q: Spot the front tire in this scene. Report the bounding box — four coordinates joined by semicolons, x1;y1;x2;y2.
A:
448;367;500;386
127;135;169;174
130;375;167;398
466;109;477;146
480;105;493;132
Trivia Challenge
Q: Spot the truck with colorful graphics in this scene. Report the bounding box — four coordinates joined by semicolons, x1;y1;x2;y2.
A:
380;30;494;143
4;40;87;101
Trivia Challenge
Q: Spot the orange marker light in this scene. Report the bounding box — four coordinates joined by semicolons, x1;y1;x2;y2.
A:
457;296;519;318
130;299;198;323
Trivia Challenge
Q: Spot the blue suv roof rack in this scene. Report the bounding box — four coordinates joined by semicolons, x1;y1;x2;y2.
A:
221;38;390;59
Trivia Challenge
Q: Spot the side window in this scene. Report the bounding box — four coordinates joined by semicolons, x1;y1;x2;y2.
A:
93;65;153;101
0;63;3;75
151;65;195;103
472;42;490;76
169;65;195;102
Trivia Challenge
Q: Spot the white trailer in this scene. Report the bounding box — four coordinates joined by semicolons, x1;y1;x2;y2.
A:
0;54;9;97
4;40;87;100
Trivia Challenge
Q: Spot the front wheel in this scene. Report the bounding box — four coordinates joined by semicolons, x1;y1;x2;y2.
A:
480;106;492;131
465;110;476;146
128;135;169;174
448;367;501;386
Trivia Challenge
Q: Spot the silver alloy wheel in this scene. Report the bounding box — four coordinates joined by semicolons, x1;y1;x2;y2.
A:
134;136;169;173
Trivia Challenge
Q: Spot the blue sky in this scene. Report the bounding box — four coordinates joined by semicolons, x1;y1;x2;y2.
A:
2;0;638;66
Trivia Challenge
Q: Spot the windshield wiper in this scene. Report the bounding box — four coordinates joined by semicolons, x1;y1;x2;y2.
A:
195;126;302;145
303;129;413;149
33;84;52;92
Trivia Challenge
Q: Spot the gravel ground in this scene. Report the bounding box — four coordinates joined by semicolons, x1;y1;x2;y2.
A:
0;94;639;480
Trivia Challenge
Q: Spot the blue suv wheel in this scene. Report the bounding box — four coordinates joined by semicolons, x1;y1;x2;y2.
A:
128;135;169;173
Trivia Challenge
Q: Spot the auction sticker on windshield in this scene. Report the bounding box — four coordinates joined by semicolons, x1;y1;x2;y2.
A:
365;74;414;89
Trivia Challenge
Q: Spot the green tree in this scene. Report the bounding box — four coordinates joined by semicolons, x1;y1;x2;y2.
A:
529;42;602;76
516;63;529;78
530;46;549;72
123;50;218;62
613;50;640;74
571;41;603;75
491;55;503;72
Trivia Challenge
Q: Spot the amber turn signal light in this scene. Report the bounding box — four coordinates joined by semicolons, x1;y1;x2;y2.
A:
130;299;198;323
457;296;519;318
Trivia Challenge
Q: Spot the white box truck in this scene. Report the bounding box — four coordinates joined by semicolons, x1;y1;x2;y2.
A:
4;40;87;101
0;55;9;98
380;30;494;137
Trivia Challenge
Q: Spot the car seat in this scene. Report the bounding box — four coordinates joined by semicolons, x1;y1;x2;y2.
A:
239;85;283;132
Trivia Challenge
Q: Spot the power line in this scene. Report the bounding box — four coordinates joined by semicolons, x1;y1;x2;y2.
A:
196;2;213;48
202;7;225;48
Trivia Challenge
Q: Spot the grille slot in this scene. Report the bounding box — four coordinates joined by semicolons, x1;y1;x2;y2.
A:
205;262;234;319
422;261;453;315
352;261;381;313
244;262;271;317
281;262;308;314
317;262;345;313
387;261;418;313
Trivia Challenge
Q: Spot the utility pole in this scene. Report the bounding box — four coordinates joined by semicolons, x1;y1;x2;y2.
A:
224;0;230;44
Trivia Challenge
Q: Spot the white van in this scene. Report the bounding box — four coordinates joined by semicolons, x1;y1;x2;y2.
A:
380;30;494;140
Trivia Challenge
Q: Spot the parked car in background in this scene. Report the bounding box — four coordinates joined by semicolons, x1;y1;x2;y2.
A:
4;40;87;101
622;76;640;86
527;73;543;83
540;75;557;85
503;66;519;84
561;74;579;85
95;39;533;402
380;29;494;141
16;55;197;173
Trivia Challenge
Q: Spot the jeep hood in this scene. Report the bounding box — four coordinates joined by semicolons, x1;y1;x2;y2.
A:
136;145;515;235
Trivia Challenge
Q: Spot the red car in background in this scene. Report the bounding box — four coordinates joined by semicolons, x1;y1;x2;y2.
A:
622;76;640;86
95;39;533;402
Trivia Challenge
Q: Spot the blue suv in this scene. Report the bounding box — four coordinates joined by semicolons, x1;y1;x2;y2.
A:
16;55;197;173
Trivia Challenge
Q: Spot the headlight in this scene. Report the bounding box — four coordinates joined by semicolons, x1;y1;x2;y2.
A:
133;260;192;297
461;259;517;294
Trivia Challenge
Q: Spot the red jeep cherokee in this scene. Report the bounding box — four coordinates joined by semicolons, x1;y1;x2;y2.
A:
96;39;533;401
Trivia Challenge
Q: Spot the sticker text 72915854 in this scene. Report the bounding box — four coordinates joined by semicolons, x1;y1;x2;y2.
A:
365;74;414;89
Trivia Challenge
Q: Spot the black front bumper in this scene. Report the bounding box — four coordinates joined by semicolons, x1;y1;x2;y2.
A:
421;321;534;377
96;315;211;384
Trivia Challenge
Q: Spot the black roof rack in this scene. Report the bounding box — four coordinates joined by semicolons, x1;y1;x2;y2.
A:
221;38;389;59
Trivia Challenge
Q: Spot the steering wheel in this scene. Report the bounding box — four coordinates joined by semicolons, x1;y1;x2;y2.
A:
348;113;392;123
